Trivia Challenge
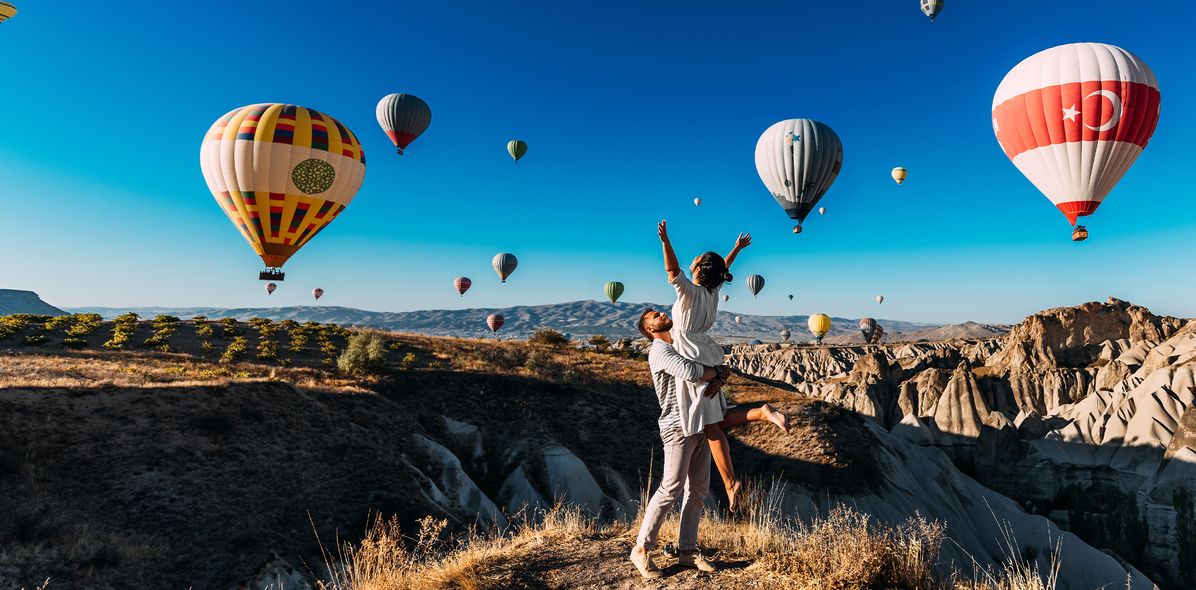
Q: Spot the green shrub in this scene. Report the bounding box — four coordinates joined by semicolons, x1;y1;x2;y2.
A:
63;337;88;349
337;332;389;376
289;328;310;353
103;313;139;350
44;315;73;332
22;334;48;346
401;352;417;369
220;336;249;364
588;335;610;351
529;328;570;347
256;338;278;361
219;317;241;339
200;340;214;352
65;313;103;339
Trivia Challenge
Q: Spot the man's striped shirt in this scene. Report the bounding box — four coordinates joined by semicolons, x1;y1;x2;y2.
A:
648;340;705;444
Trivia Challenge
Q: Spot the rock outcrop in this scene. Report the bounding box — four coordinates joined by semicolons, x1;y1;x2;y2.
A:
0;289;65;316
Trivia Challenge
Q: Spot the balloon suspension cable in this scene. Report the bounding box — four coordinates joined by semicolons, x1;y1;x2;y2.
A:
396;147;404;155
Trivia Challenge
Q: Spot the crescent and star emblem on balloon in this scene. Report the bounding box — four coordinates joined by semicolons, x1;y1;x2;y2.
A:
1062;91;1123;131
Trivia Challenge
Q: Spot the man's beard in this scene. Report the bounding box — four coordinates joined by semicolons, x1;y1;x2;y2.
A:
655;317;673;333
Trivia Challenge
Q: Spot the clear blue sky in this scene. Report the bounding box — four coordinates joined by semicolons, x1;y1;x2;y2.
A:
1;0;1193;324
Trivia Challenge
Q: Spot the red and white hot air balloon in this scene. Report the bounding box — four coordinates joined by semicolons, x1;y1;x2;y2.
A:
992;43;1160;241
312;288;324;300
486;314;505;333
265;283;277;295
454;276;472;297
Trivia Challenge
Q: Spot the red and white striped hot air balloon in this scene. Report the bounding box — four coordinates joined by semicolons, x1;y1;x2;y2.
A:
454;276;472;297
312;288;324;300
992;43;1160;241
486;314;505;333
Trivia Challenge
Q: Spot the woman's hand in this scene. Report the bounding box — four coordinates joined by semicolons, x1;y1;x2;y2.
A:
735;233;752;250
658;220;669;242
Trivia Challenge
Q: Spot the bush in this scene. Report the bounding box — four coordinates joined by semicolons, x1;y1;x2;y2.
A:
529;328;570;347
44;315;74;332
103;313;139;350
220;336;249;363
588;335;610;351
401;352;417;369
22;334;48;346
337;332;390;376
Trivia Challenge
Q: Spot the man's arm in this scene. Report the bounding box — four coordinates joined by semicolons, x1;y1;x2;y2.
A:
651;345;717;383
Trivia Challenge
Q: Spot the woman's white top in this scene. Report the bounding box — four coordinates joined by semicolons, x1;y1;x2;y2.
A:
669;271;728;436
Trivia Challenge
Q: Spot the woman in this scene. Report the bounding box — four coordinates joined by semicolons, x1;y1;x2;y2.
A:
657;220;790;512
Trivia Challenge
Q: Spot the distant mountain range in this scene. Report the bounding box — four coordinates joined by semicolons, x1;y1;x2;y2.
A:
63;299;1004;342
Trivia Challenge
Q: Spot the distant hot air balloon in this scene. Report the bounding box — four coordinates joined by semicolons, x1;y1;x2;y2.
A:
749;339;763;346
735;316;742;325
604;281;625;303
312;288;324;300
780;329;791;341
808;314;831;343
375;93;431;155
755;119;843;234
818;207;826;216
920;0;943;22
872;324;885;344
694;197;702;206
891;167;908;185
746;274;765;298
507;140;528;163
200;104;366;281
0;2;17;23
723;294;730;303
492;253;518;282
788;294;794;301
454;276;472;296
486;314;505;333
265;283;277;295
993;43;1160;241
876;295;884;304
859;317;877;342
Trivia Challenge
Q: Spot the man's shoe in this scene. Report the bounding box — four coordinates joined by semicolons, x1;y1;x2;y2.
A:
630;549;664;579
677;552;717;573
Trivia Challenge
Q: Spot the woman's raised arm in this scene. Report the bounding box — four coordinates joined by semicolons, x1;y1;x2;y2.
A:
659;220;681;282
724;233;752;269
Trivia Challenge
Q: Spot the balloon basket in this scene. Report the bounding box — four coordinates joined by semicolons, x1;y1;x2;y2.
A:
260;269;285;281
1071;226;1088;242
792;225;803;235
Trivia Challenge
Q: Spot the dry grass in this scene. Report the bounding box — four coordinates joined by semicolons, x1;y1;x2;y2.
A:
318;480;1065;590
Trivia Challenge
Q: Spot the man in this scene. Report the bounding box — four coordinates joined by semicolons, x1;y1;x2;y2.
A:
630;308;729;578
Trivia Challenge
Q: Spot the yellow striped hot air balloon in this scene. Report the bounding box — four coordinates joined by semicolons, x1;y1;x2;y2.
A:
891;167;908;185
0;2;17;24
808;313;831;344
200;104;366;281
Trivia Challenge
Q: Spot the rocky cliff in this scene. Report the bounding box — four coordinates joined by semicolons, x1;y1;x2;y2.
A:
0;289;65;316
728;297;1195;588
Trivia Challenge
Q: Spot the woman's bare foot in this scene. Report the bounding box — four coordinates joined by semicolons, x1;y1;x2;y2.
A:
762;404;790;434
726;479;743;513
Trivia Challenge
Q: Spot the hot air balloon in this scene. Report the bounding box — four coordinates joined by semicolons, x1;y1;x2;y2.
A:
312;288;324;300
818;207;826;216
859;317;876;342
735;316;742;325
375;93;431;155
872;324;885;344
746;274;765;298
755;119;843;234
0;2;17;23
507;140;528;163
604;281;625;303
265;283;277;295
891;167;908;185
694;197;702;206
992;43;1160;241
780;329;791;342
723;295;730;303
200;104;366;281
876;295;884;304
809;314;831;344
493;253;518;282
749;339;763;346
486;314;505;333
921;0;943;22
454;277;472;296
788;294;794;301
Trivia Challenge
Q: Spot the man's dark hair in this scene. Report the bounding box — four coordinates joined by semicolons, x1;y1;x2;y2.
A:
637;309;655;341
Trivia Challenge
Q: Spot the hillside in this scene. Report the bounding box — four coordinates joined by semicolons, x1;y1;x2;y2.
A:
0;289;65;316
68;300;939;341
0;309;1152;589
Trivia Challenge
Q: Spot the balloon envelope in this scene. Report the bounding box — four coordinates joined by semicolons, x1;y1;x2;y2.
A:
312;288;324;300
920;0;943;21
891;167;908;185
780;329;791;341
723;295;730;303
859;317;877;342
809;314;831;342
454;277;472;296
735;316;742;325
693;197;701;206
265;283;277;295
788;294;794;301
604;281;625;303
492;253;518;282
200;104;366;272
0;2;17;23
992;43;1160;229
876;295;884;304
746;274;765;297
755;119;843;228
486;314;505;333
818;207;826;216
507;140;528;162
872;324;885;344
375;93;431;154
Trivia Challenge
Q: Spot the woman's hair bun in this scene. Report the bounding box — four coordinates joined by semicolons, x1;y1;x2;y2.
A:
722;271;734;283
